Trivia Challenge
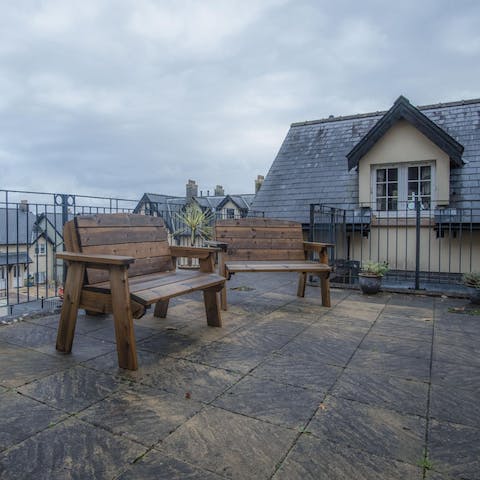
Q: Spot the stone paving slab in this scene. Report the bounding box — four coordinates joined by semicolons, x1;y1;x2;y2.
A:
429;383;480;428
0;341;69;388
428;420;480;479
249;352;343;392
79;384;202;446
17;364;126;413
116;450;226;479
0;390;66;452
213;375;321;429
273;434;423;480
0;418;146;480
307;396;426;465
348;349;431;382
359;332;432;359
140;357;242;403
331;370;429;417
431;360;480;391
160;405;297;479
1;274;480;479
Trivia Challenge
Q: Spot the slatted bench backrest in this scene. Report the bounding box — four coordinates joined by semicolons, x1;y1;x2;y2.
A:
215;218;307;261
63;213;173;284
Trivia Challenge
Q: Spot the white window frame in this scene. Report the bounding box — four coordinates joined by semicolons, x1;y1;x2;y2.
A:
371;161;436;215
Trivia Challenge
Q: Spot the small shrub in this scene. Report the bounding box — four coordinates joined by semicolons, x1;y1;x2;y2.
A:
463;272;480;289
360;261;389;277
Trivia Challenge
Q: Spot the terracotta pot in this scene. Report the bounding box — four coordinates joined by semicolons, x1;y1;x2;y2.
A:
358;274;382;294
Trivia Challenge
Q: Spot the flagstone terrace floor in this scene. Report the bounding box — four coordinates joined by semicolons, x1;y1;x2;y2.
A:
0;272;479;480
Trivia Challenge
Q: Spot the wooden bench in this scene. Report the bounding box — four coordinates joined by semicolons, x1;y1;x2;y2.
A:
212;218;332;310
56;213;225;370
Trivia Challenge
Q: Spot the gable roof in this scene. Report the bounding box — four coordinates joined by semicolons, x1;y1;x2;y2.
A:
347;96;464;170
0;208;37;245
251;97;480;224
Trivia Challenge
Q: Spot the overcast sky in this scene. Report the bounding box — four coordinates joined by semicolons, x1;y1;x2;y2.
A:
1;0;479;200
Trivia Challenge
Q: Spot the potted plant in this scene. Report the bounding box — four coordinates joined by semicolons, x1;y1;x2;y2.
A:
462;272;480;304
358;261;389;294
174;204;214;268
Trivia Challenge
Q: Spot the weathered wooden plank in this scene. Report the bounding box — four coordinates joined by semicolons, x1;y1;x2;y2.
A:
83;241;171;259
216;228;304;240
76;213;164;228
225;262;330;273
57;251;135;266
56;262;85;353
132;273;225;305
85;256;173;285
211;238;305;250
63;220;81;253
80;289;145;318
154;300;169;318
109;265;138;370
77;226;167;246
203;288;222;327
217;218;301;228
224;249;306;261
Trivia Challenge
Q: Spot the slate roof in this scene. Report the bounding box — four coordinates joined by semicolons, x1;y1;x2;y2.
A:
0;252;32;266
251;97;480;224
0;208;37;245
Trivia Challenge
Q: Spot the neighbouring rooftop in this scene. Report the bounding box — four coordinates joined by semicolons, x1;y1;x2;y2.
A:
0;273;479;479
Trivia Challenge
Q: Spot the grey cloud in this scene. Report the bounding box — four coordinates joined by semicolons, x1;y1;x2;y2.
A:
0;0;479;199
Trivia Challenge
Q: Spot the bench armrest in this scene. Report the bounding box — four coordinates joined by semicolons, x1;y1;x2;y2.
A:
170;246;220;259
204;240;228;252
303;241;335;251
56;251;135;267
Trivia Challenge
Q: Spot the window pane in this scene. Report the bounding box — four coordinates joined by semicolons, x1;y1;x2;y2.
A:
377;184;386;196
376;169;386;182
408;167;419;180
387;183;397;196
388;198;398;210
421;197;431;209
421;166;431;180
408;182;418;197
421;181;431;195
377;198;386;211
387;168;398;181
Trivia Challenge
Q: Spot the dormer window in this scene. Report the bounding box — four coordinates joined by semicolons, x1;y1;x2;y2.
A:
373;162;434;212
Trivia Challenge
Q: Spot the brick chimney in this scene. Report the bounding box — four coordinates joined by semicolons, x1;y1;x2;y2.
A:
186;179;198;203
255;175;264;193
214;185;225;196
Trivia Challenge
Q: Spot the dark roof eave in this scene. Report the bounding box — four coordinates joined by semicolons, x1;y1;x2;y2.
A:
346;96;465;171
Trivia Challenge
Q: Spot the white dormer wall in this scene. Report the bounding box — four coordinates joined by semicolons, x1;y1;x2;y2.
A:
358;120;450;207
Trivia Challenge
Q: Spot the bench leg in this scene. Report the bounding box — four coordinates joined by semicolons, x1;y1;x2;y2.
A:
320;275;331;307
109;266;138;370
154;299;169;318
56;263;85;353
297;273;307;297
204;288;222;327
220;285;228;311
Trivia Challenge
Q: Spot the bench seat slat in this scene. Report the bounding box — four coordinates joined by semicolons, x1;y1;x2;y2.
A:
225;261;330;273
84;270;224;306
132;273;224;305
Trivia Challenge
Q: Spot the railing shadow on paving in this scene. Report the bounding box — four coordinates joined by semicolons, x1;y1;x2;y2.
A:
309;200;480;295
0;189;264;317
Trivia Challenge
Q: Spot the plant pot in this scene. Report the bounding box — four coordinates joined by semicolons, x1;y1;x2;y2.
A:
358;274;382;294
466;286;480;305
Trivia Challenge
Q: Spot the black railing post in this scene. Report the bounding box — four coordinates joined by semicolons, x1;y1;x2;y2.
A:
54;194;75;284
415;199;421;290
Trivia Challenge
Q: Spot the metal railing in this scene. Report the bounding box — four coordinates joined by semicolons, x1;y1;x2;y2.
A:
309;201;480;295
0;189;262;317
